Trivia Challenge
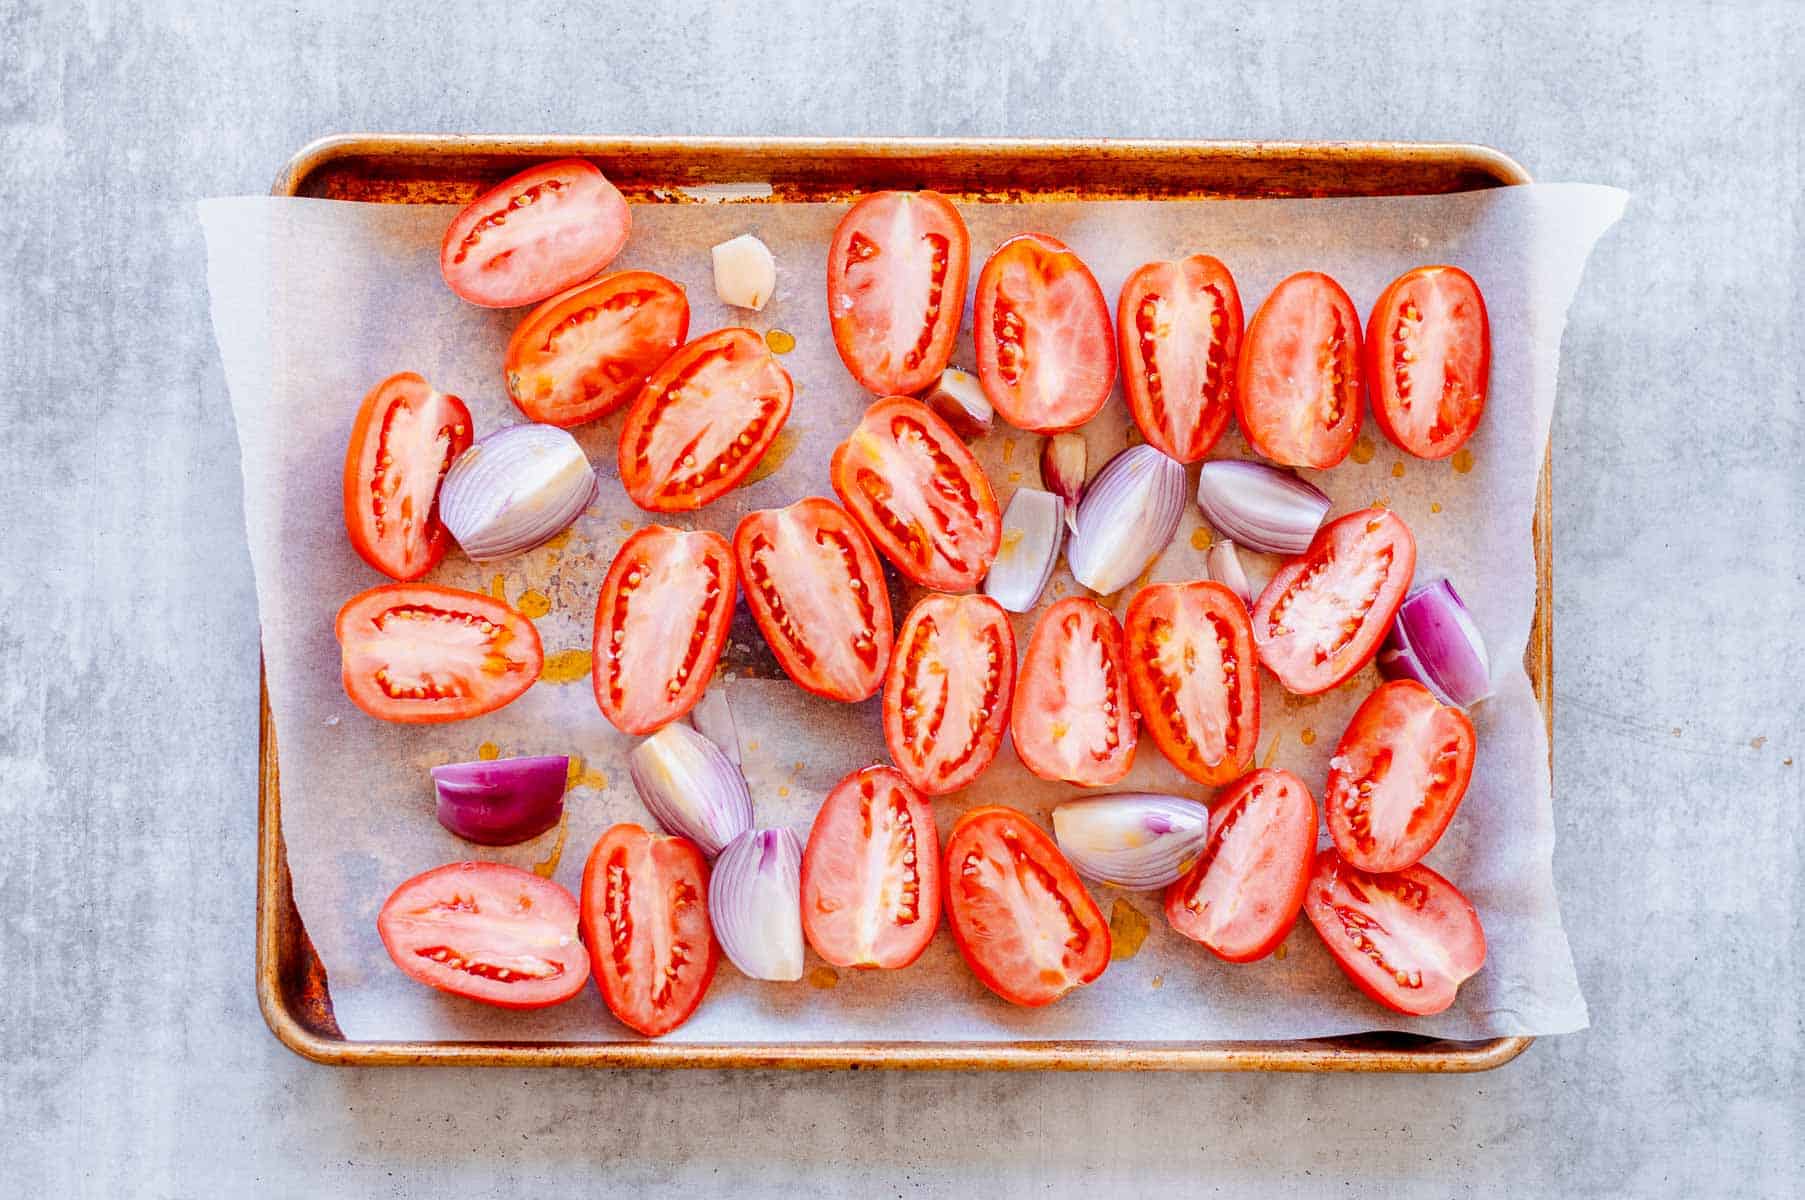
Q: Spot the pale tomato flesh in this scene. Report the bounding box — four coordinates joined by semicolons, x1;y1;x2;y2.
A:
592;526;735;735
801;766;942;969
827;190;969;395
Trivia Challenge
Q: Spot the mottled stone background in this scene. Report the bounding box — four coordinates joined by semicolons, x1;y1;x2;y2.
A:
1;2;1798;1196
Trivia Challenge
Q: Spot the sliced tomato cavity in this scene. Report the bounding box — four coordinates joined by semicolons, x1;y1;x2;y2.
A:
1124;581;1258;787
505;271;689;427
1164;768;1316;962
336;584;543;723
440;159;632;309
1325;680;1476;873
581;823;719;1037
827;191;970;395
1236;271;1363;468
884;593;1015;795
1366;265;1490;459
1118;255;1244;462
592;526;735;734
800;765;942;970
974;233;1117;432
1010;597;1136;785
343;373;472;582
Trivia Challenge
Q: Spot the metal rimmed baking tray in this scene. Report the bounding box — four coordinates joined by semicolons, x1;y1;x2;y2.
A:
258;135;1543;1070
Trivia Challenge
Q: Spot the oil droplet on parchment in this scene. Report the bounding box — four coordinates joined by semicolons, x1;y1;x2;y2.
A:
566;755;607;791
539;649;593;684
1261;732;1282;768
1274;942;1289;961
477;741;500;761
488;574;508;603
764;328;796;354
1431;502;1443;514
618;518;635;532
1299;727;1316;747
1390;461;1406;479
1451;448;1476;474
746;428;800;485
1189;526;1212;552
1007;470;1022;484
1149;974;1164;990
517;589;552;618
1350;437;1376;465
531;808;570;878
543;529;574;551
1002;439;1016;464
1109;899;1151;961
807;965;839;990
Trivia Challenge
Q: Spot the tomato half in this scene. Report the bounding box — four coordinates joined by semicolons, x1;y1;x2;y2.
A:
1303;849;1486;1016
591;525;736;735
1251;507;1417;695
800;765;942;969
883;593;1015;796
1236;271;1363;468
377;862;589;1009
504;271;689;428
827;190;970;396
1124;581;1259;787
439;159;631;309
336;584;543;723
1324;680;1476;873
733;498;894;702
1010;596;1137;786
1117;255;1244;462
974;233;1117;432
342;372;472;581
1365;265;1490;460
944;806;1110;1006
830;396;1001;590
579;823;719;1037
1163;768;1316;962
618;328;794;512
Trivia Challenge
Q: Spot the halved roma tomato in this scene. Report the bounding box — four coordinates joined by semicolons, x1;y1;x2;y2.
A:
883;593;1015;795
377;861;589;1009
829;396;1001;590
1365;265;1490;460
1303;849;1486;1016
974;233;1117;432
440;159;631;308
580;823;718;1037
1325;679;1476;873
342;372;471;581
1252;507;1417;695
619;328;794;512
733;498;894;702
1010;596;1137;786
1117;255;1244;462
591;525;736;735
827;190;970;395
504;270;689;428
1124;580;1259;787
1237;271;1363;468
800;765;942;970
1164;768;1316;962
944;806;1110;1006
336;584;543;723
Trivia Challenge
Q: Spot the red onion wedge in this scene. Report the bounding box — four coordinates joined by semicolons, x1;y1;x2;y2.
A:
629;722;753;858
1377;577;1493;708
1040;432;1087;532
439;423;597;562
431;755;569;846
1194;459;1331;556
1052;793;1213;890
983;487;1065;613
1067;445;1186;595
708;827;804;981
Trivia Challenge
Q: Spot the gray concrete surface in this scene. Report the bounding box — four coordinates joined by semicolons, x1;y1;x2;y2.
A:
1;1;1800;1195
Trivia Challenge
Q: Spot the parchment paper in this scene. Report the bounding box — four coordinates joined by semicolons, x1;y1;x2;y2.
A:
202;183;1623;1042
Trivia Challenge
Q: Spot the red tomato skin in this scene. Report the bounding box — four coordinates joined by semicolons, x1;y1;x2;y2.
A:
974;233;1117;433
881;593;1017;796
1303;849;1487;1016
1162;768;1316;963
335;584;544;724
1009;596;1138;786
1250;508;1417;696
1236;271;1364;469
591;525;737;735
1364;265;1490;460
579;823;719;1038
827;190;971;396
1117;255;1245;462
439;159;631;308
799;765;943;970
342;372;472;582
943;806;1111;1007
1123;580;1260;787
1324;680;1477;873
377;862;590;1010
504;271;690;428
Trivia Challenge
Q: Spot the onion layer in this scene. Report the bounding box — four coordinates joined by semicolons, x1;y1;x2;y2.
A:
983;487;1065;613
431;755;568;845
439;423;597;562
1051;793;1212;890
1067;445;1186;594
708;828;804;981
685;686;741;766
1377;577;1493;708
629;722;753;857
1194;459;1331;555
1206;538;1253;608
1040;432;1088;532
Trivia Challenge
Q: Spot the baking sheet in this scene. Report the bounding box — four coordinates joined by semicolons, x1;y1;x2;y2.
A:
202;183;1623;1043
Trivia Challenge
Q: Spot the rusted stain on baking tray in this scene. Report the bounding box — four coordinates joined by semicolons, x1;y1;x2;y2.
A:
258;135;1542;1071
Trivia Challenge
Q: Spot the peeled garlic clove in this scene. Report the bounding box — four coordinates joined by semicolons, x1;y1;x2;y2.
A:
1067;445;1186;595
1040;432;1087;532
1207;538;1253;608
982;487;1065;613
712;234;776;310
921;367;992;439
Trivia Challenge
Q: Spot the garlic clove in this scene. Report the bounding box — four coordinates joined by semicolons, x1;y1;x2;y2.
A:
921;367;993;439
712;234;776;311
